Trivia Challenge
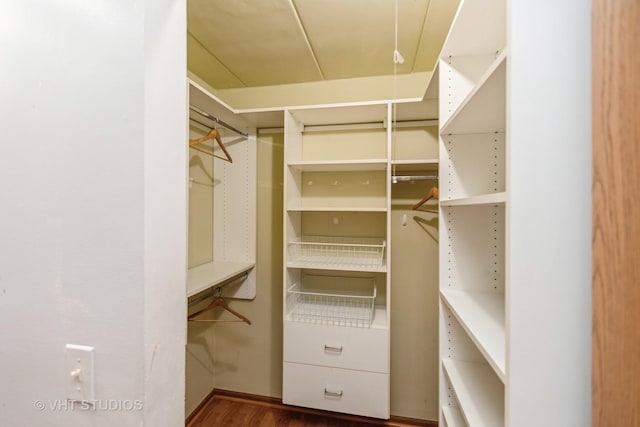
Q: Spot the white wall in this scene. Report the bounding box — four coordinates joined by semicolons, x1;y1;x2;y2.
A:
507;1;591;425
0;1;186;426
143;0;187;425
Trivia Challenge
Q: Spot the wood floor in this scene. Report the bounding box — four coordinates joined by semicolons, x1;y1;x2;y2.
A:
187;390;437;427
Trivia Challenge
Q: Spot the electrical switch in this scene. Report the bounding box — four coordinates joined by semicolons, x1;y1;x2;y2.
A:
65;344;95;402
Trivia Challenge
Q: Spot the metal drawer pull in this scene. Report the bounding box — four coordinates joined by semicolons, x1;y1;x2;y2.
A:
323;344;343;353
324;388;343;398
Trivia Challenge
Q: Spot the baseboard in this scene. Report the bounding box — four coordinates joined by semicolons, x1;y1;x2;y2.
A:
193;388;438;426
185;388;216;426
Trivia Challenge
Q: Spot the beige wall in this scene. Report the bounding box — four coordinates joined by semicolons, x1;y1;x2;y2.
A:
187;126;214;269
390;187;439;420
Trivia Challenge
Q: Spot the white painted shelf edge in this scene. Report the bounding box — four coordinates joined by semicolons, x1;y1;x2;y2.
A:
187;261;255;297
442;405;466;427
441;289;506;381
442;359;504;427
440;50;508;136
288;159;387;171
286;206;387;212
440;191;506;207
390;159;439;174
390;159;439;165
286;261;387;273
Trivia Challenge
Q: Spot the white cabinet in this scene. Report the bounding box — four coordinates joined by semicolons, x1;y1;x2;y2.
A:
437;0;591;426
282;103;391;419
283;362;390;419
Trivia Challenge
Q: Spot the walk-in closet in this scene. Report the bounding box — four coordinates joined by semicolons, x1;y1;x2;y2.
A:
7;0;639;426
182;0;592;425
2;0;593;426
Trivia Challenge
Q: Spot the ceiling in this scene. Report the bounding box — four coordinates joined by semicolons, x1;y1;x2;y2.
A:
187;0;459;91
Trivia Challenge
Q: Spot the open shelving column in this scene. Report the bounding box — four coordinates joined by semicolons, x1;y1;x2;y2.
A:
437;0;507;425
437;1;593;426
282;103;391;419
186;80;257;300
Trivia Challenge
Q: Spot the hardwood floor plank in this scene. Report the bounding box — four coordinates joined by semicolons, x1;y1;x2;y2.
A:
187;389;436;427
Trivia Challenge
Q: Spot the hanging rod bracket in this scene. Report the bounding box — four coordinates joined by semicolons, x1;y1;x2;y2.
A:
189;105;249;138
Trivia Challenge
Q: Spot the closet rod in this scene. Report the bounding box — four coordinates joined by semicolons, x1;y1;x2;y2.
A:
189;105;249;139
391;174;438;183
303;119;438;133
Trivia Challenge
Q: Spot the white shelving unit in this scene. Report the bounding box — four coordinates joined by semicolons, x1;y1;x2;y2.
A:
390;96;440;211
438;1;591;426
438;0;507;424
187;80;257;300
282;103;392;419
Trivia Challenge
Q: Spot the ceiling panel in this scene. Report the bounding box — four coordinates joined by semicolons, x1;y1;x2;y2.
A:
186;0;460;91
187;33;245;89
188;0;322;87
294;0;430;80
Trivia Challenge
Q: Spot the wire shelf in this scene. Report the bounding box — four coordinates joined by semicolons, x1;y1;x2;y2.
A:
287;276;376;328
288;236;386;269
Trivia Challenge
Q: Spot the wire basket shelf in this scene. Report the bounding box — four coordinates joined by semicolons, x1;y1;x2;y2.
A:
287;276;376;328
287;236;386;269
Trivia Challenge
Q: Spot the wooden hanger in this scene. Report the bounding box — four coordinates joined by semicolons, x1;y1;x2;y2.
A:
189;129;233;163
413;186;439;212
188;295;251;325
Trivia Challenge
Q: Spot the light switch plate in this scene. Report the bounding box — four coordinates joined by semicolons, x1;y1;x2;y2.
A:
65;344;95;402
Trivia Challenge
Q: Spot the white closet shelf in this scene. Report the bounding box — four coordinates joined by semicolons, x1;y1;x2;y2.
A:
288;159;387;172
440;192;506;206
287;261;387;273
390;159;439;173
442;359;504;427
187;261;255;297
440;52;507;136
442;406;465;427
287;206;387;212
391;159;439;166
441;290;505;380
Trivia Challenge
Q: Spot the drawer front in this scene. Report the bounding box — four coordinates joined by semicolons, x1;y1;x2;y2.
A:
284;321;388;373
283;362;389;419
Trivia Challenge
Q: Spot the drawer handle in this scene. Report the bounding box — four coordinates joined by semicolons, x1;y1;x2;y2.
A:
324;344;343;353
324;388;343;398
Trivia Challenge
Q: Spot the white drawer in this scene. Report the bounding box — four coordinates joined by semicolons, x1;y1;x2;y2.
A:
284;321;388;373
283;362;389;419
